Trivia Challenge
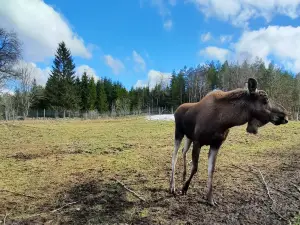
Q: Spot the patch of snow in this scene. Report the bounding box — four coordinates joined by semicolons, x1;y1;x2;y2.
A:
146;114;174;121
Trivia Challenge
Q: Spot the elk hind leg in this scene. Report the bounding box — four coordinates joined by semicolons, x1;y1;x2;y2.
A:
182;137;192;182
181;141;201;195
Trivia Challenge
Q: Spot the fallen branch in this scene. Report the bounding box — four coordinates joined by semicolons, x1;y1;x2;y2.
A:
271;187;300;201
290;183;300;193
3;212;9;225
232;164;291;222
0;189;38;199
257;168;274;203
50;201;78;213
231;164;253;173
263;201;289;222
112;178;146;202
248;166;274;204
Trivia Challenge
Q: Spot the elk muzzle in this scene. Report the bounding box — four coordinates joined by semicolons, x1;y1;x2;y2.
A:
270;114;288;125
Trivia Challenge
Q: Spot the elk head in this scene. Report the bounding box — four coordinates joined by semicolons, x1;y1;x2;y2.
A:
245;78;288;134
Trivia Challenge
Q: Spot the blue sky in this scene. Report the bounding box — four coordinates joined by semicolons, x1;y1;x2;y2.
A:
1;0;300;91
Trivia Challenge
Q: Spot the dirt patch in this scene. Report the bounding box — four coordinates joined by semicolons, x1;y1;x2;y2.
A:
101;143;137;155
7;152;40;161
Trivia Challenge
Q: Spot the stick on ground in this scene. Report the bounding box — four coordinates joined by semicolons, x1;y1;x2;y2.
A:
257;168;274;204
290;183;300;193
263;201;289;222
50;202;78;213
112;178;146;202
3;212;9;225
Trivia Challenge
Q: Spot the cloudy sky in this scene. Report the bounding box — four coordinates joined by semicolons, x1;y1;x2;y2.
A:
0;0;300;90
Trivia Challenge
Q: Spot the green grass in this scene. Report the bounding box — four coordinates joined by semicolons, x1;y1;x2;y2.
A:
0;117;299;224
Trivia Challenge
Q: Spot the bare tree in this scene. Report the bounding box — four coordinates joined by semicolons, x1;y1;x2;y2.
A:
15;62;35;118
1;93;15;120
116;97;131;116
0;28;22;89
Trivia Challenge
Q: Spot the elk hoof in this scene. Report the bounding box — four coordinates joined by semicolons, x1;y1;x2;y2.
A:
207;199;218;207
181;186;188;195
170;187;176;195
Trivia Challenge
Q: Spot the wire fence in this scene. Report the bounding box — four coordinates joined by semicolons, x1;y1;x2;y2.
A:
1;105;299;121
0;106;175;121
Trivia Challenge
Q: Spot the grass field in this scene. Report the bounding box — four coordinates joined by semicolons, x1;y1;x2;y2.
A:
0;117;299;225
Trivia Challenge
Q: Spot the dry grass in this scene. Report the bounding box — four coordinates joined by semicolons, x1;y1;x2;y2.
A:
0;117;299;224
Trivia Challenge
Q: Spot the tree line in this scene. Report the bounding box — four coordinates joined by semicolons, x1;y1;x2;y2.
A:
0;27;300;119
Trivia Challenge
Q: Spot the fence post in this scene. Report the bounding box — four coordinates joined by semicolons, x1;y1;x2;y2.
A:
36;110;38;119
171;107;173;114
44;109;45;119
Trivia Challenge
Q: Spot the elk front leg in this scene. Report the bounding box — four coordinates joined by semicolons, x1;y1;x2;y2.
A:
182;137;192;183
170;134;183;194
181;141;201;195
206;146;219;206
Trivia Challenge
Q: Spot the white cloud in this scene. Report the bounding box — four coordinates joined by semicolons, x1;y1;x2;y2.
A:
163;19;173;30
0;0;92;62
0;88;15;95
199;25;300;73
233;25;300;72
13;61;51;86
104;55;125;75
199;46;231;62
220;35;233;43
134;69;171;90
142;0;175;30
132;51;146;72
201;32;212;42
76;65;99;81
149;0;171;17
188;0;300;27
31;64;51;86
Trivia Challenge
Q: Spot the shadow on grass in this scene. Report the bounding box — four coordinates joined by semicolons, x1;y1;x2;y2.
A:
55;179;152;225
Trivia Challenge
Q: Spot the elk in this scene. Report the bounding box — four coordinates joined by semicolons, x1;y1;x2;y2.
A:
169;78;289;206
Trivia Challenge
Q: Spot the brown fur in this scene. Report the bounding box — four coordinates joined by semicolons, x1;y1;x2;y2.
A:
169;78;288;206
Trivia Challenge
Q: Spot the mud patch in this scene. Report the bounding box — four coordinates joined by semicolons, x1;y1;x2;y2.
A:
51;180;152;224
7;152;39;161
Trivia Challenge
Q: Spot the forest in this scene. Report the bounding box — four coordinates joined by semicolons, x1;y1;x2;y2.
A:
1;27;300;119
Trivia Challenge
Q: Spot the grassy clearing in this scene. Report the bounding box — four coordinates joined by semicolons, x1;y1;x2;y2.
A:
0;117;299;224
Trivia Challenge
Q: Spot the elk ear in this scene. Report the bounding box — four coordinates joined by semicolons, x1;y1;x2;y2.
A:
248;78;257;94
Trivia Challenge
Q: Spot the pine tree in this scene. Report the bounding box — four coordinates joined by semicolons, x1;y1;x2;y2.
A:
80;72;89;111
103;77;113;110
31;78;46;110
45;41;77;111
88;77;97;110
96;80;108;113
75;77;81;109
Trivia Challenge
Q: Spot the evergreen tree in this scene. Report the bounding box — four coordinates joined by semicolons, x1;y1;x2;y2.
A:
80;72;89;111
31;78;47;110
75;77;82;108
206;61;219;90
88;76;97;110
103;77;114;110
45;41;77;111
96;80;108;113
